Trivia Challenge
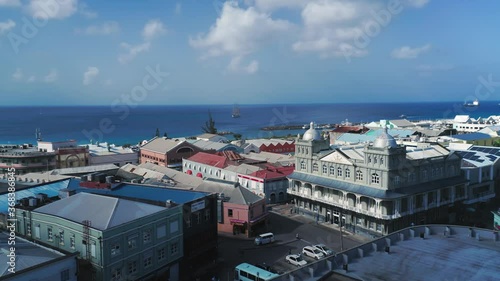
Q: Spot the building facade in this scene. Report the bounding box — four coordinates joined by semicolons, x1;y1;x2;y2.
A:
15;192;183;281
0;144;56;175
183;152;293;203
194;180;268;237
38;140;89;168
288;122;468;235
140;137;202;170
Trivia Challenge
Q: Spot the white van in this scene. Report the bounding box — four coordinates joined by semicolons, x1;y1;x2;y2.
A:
254;232;275;245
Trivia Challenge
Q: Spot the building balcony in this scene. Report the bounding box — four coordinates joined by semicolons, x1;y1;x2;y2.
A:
463;191;496;205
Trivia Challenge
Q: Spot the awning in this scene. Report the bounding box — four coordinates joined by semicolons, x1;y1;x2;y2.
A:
187;170;192;175
196;172;203;178
230;219;247;225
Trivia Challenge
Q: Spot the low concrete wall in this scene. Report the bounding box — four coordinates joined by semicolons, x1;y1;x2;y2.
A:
271;224;499;281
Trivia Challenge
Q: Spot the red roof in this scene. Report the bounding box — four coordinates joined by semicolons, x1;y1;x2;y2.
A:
249;165;295;180
187;152;228;168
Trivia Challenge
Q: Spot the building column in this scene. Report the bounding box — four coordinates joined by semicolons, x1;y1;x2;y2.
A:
423;193;428;210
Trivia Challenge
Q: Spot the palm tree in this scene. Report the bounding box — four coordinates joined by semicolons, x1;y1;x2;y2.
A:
201;110;217;134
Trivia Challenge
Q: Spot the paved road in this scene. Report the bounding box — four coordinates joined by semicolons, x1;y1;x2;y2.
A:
210;207;371;281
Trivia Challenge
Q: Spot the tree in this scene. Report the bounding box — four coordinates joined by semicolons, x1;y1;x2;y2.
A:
201;110;217;134
233;133;242;140
155;128;160;137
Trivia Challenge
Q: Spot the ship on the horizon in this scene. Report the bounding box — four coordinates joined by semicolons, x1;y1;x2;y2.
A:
463;99;479;107
232;104;240;118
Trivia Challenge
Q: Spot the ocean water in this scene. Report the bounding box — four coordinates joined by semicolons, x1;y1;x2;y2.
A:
1;102;499;145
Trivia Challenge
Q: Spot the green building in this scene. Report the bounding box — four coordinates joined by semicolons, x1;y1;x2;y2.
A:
15;192;183;281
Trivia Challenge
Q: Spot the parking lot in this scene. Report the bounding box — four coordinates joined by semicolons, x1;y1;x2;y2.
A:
211;208;371;281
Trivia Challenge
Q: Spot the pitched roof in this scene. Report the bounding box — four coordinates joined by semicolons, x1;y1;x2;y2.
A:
389;119;415;127
454;115;471;123
248;165;295;180
191;139;238;151
195;180;263;205
35;193;166;230
187;152;228;168
451;133;492;141
140;137;186;154
138;163;204;188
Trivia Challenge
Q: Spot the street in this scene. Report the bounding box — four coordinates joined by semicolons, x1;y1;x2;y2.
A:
211;208;371;281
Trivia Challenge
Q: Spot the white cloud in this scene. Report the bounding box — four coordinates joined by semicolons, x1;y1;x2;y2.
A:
27;0;78;20
117;20;165;64
292;0;382;59
175;2;181;14
406;0;429;8
191;2;291;58
43;69;58;83
83;66;99;85
190;2;290;73
0;19;16;35
27;76;36;83
227;56;259;74
391;44;431;59
79;2;97;18
12;68;23;81
118;42;151;64
142;19;166;41
0;0;21;7
76;21;120;35
251;0;308;12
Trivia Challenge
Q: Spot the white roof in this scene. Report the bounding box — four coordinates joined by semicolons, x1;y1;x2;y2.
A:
245;138;294;147
35;193;166;230
453;115;470;123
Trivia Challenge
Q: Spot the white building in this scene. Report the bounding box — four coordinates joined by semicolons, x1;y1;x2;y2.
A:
87;142;138;167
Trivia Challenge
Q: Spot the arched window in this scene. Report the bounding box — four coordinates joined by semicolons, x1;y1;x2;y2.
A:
322;165;327;174
371;173;380;184
312;163;318;172
356;170;363;180
329;166;335;175
300;161;306;170
345;168;351;178
337;167;342;177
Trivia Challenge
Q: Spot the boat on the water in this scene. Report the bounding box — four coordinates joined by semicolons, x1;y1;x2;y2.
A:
463;99;479;107
232;104;240;118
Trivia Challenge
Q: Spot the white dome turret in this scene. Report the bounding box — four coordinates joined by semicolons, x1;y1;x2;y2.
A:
373;127;397;148
303;122;321;141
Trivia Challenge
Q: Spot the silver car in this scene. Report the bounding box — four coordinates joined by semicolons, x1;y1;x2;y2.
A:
313;244;335;256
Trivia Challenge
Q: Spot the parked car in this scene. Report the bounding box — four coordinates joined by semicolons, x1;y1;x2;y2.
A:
302;246;325;260
313;244;335;256
254;232;275;245
285;254;307;267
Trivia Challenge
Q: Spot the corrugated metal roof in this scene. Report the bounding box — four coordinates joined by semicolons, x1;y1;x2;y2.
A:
0;232;64;276
451;133;492;141
0;178;72;214
195;180;262;205
187;152;228;168
139;163;204;188
35;193;166;230
140;137;186;154
68;179;207;205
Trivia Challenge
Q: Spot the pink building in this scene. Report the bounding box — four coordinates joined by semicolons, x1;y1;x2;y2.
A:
194;180;268;237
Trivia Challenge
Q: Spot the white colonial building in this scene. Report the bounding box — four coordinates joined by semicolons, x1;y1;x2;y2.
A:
288;122;468;235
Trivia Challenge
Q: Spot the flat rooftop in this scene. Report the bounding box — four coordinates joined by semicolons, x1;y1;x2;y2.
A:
327;226;500;281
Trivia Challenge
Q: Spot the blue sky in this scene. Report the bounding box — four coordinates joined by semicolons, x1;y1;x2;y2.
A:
1;0;499;105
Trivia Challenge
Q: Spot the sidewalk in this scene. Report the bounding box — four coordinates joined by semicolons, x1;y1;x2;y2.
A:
268;203;373;243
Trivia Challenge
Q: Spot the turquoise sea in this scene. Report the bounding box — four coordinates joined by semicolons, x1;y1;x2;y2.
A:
1;102;499;145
